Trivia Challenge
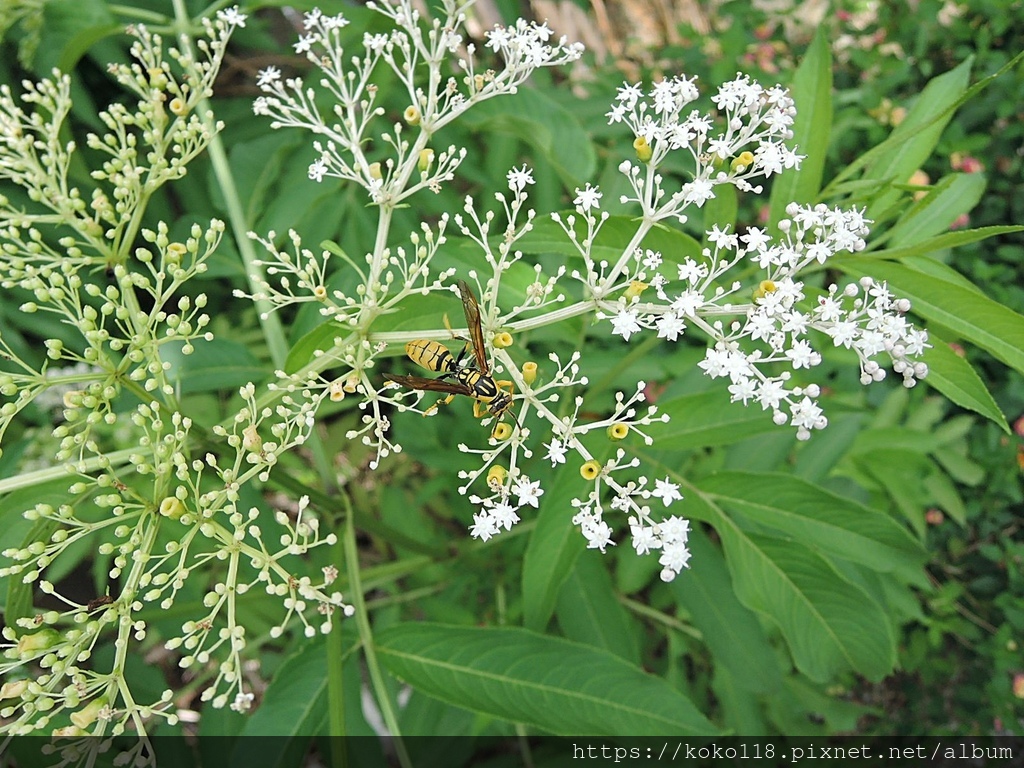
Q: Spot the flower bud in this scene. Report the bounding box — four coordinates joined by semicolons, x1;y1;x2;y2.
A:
521;361;537;386
633;136;653;163
580;460;601;481
606;423;628;441
493;331;513;349
486;465;507;491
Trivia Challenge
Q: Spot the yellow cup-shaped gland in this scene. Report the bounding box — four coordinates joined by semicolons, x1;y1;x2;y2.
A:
521;361;538;386
169;97;188;116
633;136;653;163
368;162;383;180
752;279;777;301
623;280;648;301
159;497;185;520
70;697;107;729
730;151;754;173
487;465;508;491
491;422;513;441
580;460;602;481
404;105;421;126
166;242;187;266
418;148;434;173
329;379;346;402
493;331;513;349
607;423;629;441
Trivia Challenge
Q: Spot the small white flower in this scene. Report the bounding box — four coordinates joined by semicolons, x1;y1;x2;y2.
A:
573;183;602;212
218;6;248;27
544;439;568;466
610;309;641;341
490;500;521;530
650;478;683;507
469;511;499;541
506;165;534;194
308;158;328;183
512;477;544;508
230;691;255;712
257;66;281;87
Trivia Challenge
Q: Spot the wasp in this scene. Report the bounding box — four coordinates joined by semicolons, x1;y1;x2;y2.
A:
384;280;518;425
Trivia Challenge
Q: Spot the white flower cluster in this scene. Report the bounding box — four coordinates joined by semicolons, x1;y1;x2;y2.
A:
244;3;932;591
595;202;929;440
253;1;582;206
610;74;802;219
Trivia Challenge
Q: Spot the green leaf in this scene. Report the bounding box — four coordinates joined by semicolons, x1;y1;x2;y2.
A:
644;391;784;450
513;215;702;267
35;0;116;73
233;641;328;755
769;27;832;226
696;471;925;573
687;492;898;682
672;528;783;695
523;464;586;631
163;338;267;394
462;88;596;185
863;225;1024;262
556;553;640;663
921;334;1008;432
862;59;972;220
885;173;987;248
839;258;1024;376
377;623;720;735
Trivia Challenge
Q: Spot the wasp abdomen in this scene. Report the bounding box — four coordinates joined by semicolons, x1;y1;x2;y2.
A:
406;339;455;373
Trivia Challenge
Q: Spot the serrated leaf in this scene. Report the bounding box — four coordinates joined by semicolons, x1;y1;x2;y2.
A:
862;225;1024;262
862;59;971;220
920;334;1007;432
377;623;719;735
696;471;925;572
886;173;986;248
686;492;898;682
672;528;782;695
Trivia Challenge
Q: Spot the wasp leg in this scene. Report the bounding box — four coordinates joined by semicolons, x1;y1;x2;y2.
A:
424;393;458;416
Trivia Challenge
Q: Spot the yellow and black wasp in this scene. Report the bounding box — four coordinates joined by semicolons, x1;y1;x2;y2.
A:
383;280;518;425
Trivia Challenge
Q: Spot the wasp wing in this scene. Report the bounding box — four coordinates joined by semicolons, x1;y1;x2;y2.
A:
383;373;473;396
457;279;489;374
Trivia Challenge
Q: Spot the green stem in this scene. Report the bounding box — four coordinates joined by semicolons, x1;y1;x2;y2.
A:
342;496;412;768
327;496;348;755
